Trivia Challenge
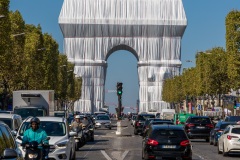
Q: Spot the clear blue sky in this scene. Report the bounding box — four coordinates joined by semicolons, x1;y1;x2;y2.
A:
10;0;240;114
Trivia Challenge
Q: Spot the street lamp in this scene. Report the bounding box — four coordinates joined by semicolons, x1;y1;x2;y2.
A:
0;15;5;18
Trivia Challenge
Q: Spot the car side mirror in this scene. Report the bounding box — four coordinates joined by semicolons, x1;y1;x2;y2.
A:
11;130;17;137
2;149;18;159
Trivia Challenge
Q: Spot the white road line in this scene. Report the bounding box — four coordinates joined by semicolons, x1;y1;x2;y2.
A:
101;150;112;160
121;150;129;160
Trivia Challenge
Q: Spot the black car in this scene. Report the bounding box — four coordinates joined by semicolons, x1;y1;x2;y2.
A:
134;113;155;135
142;125;192;160
184;116;214;141
0;121;22;159
209;121;236;146
142;119;174;137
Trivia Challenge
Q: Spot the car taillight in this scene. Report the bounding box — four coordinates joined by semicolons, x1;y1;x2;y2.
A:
136;122;140;126
147;138;158;146
206;124;214;128
186;123;195;127
227;135;239;140
180;140;190;146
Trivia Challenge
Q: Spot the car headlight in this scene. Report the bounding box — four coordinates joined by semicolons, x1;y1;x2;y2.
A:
28;153;38;158
56;140;68;148
96;122;101;125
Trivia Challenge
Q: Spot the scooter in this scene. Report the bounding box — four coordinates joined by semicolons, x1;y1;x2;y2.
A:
72;126;86;150
17;136;50;160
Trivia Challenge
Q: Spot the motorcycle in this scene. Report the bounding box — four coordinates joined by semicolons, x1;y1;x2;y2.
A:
72;126;86;150
17;136;50;160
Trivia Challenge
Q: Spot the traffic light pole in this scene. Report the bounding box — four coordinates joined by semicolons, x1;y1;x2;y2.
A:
118;95;122;120
116;82;123;136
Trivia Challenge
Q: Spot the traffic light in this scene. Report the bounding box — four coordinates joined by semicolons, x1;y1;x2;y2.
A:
116;82;123;96
234;100;237;109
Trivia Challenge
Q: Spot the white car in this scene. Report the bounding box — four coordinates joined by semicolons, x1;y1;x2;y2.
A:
94;114;112;129
218;124;240;156
15;116;76;160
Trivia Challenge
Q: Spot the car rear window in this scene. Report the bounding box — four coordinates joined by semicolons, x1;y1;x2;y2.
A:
220;124;232;129
231;128;240;134
138;115;155;121
189;117;211;123
151;129;187;141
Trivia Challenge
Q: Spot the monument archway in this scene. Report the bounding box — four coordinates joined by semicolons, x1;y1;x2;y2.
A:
59;0;187;113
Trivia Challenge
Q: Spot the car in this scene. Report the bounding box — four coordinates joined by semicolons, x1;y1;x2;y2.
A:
94;114;112;129
218;124;240;156
15;116;76;160
134;113;155;135
0;113;22;136
209;121;236;146
142;125;192;160
0;121;23;160
224;116;240;122
131;115;137;126
184;116;214;142
142;120;174;137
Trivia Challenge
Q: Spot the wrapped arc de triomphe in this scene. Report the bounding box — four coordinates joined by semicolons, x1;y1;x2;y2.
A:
58;0;187;113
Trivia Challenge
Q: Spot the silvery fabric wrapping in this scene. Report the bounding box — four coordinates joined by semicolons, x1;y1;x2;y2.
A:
59;0;187;113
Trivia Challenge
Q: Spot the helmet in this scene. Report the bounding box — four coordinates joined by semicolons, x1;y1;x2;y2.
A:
75;115;81;119
30;117;40;125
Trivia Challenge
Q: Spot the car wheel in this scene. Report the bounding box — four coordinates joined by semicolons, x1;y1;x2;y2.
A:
109;127;111;130
213;138;217;146
90;134;94;142
134;129;138;135
71;149;76;160
223;144;228;156
209;136;213;145
205;137;209;142
223;144;228;157
218;144;222;154
76;142;80;151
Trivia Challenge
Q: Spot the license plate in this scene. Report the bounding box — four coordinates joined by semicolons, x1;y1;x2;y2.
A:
197;126;205;129
162;145;176;149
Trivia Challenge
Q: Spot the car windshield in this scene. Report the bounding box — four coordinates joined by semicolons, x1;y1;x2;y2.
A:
232;128;240;134
14;108;45;120
151;129;187;141
0;119;12;130
189;118;211;123
96;116;110;120
151;121;174;125
19;121;66;136
138;115;155;121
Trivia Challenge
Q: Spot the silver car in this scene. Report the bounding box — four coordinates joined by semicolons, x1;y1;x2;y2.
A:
94;115;112;130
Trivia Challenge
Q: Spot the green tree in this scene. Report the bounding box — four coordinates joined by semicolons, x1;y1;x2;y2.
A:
226;10;240;89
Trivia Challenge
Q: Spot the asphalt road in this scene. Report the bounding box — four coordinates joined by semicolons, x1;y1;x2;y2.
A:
75;119;240;160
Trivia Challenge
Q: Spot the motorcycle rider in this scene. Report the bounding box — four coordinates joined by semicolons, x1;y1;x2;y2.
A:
22;117;49;159
82;115;89;129
70;115;83;130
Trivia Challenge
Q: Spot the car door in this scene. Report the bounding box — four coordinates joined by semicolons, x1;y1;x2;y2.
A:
219;126;229;151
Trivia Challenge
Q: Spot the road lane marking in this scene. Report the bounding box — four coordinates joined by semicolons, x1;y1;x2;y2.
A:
101;150;112;160
121;150;129;160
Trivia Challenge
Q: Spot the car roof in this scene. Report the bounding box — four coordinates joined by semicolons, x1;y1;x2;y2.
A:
138;114;155;116
189;116;210;118
23;116;66;122
151;125;184;130
0;113;21;119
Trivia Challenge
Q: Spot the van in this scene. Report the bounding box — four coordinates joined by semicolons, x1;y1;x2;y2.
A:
0;113;22;136
174;113;196;125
